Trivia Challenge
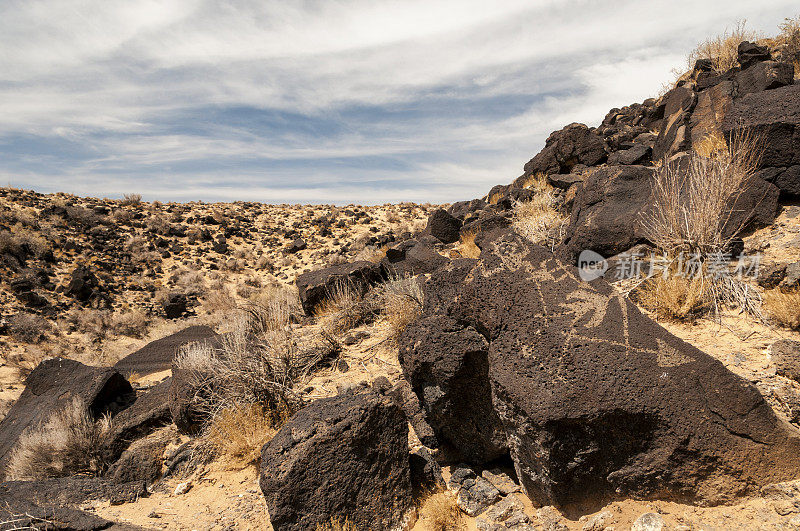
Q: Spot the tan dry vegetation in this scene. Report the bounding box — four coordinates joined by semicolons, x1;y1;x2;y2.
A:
763;289;800;330
205;403;284;467
511;173;567;249
688;19;761;74
7;397;112;480
416;491;463;531
377;276;423;345
315;518;358;531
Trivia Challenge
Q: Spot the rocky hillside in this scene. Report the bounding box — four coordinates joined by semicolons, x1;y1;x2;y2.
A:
3;33;800;531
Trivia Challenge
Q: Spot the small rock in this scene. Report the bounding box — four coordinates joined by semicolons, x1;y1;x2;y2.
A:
537;506;568;531
631;512;664;531
174;481;192;495
148;510;161;518
482;468;521;495
482;494;524;523
447;464;476;491
456;476;501;516
581;510;614;531
772;499;799;516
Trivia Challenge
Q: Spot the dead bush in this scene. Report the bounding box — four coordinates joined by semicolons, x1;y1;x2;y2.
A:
778;15;800;67
110;309;150;338
7;397;112;479
377;276;423;344
763;289;800;330
315;282;375;336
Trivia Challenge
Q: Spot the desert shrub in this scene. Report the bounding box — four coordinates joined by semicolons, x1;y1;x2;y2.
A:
763;289;800;329
419;491;463;531
7;397;112;479
110;309;150;338
634;131;765;319
202;286;238;314
206;403;283;466
315;282;375;336
688;20;760;74
457;230;481;259
640;130;761;256
120;193;142;206
377;276;423;344
511;175;567;250
8;313;52;343
175;289;303;421
354;245;387;263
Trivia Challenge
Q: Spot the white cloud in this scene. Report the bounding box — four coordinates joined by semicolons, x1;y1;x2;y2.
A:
0;0;798;203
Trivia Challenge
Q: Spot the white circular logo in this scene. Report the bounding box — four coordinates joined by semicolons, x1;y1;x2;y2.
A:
578;250;608;281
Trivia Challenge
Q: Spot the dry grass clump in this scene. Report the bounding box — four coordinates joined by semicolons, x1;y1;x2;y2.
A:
637;271;711;321
354;244;387;263
640;130;761;256
418;491;463;531
315;282;376;336
7;398;112;480
120;193;142;206
377;276;423;344
634;131;765;319
511;176;567;250
763;289;800;330
315;518;357;531
206;403;283;466
778;16;800;70
457;230;481;259
688;19;761;74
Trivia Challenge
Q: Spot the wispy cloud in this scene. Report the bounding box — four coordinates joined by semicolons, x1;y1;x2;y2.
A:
0;0;796;203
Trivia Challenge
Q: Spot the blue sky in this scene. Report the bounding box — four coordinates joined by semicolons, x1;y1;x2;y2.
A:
1;1;798;204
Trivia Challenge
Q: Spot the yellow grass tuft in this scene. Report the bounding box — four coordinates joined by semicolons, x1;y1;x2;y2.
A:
511;178;567;250
315;518;357;531
636;273;711;322
418;491;463;531
763;289;800;330
206;403;283;467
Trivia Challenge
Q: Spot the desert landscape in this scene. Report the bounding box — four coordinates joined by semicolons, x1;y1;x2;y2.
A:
4;8;800;531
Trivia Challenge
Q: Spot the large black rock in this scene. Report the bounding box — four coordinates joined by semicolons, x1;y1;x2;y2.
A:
400;233;800;507
259;389;413;530
296;260;383;315
114;325;217;375
0;358;134;478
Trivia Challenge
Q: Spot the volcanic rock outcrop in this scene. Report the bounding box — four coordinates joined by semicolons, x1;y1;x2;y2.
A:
400;231;800;507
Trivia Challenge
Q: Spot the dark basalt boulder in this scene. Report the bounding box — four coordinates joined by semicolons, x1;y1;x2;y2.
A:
380;238;449;278
523;123;607;177
723;84;800;196
0;359;134;478
114;325;217;375
168;367;212;435
161;292;189;319
559;165;654;260
401;233;800;507
737;41;772;69
425;208;462;244
735;60;794;96
65;265;103;303
103;378;173;463
652;86;696;161
259;389;413;531
296;260;383;315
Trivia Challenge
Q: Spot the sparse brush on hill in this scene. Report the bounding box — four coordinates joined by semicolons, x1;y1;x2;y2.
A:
7;398;112;480
120;193;142;206
688;19;761;74
778;16;800;71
